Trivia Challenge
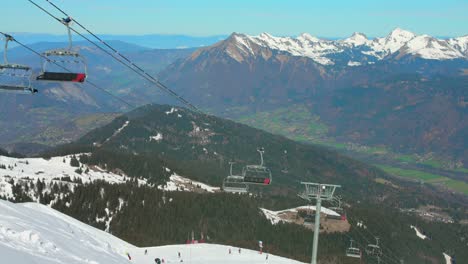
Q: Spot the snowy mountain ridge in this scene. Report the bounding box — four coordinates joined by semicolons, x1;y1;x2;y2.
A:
225;28;468;65
0;199;305;263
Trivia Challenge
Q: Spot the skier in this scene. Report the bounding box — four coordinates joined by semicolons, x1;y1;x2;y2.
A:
126;252;131;260
238;248;241;254
266;253;269;260
178;251;181;258
229;248;231;254
145;249;148;255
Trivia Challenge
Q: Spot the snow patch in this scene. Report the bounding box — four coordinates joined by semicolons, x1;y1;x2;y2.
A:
104;121;129;143
165;107;178;115
159;174;220;193
443;253;452;264
149;133;163;142
261;205;340;225
410;225;427;240
0;154;147;199
347;61;362;66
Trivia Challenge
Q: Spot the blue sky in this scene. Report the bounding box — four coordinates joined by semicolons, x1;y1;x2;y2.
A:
3;0;467;37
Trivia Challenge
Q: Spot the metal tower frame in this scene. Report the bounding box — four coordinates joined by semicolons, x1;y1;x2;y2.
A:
299;182;341;264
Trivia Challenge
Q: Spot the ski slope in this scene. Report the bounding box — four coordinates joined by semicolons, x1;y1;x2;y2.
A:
0;200;305;264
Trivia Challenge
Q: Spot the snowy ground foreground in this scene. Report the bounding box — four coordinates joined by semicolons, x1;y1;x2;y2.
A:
261;206;339;225
443;253;452;264
159;173;220;193
0;155;146;199
410;225;427;240
0;200;304;264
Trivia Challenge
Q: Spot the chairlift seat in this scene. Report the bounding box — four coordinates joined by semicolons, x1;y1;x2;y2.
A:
0;63;35;94
0;85;37;94
346;247;361;258
36;72;86;82
365;244;382;256
242;165;272;185
223;177;248;193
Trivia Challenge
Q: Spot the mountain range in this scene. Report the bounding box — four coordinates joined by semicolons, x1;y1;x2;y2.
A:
204;28;467;66
1;28;468;168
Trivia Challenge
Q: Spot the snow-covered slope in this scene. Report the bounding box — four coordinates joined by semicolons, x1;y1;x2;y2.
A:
342;32;370;47
0;155;146;200
399;35;463;59
0;199;304;263
224;28;467;65
0;199;132;264
0;154;220;201
448;35;468;56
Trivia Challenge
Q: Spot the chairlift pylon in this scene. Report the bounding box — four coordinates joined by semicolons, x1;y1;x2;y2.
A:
36;17;87;83
242;147;272;185
346;239;361;258
0;34;37;94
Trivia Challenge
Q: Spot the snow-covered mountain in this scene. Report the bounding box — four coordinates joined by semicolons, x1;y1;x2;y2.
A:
0;199;304;263
223;28;467;65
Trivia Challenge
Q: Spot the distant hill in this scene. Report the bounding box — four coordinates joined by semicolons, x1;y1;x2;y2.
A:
9;33;227;49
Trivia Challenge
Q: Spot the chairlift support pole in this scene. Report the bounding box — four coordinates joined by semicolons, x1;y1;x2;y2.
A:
299;182;341;264
229;162;235;176
257;148;264;167
3;35;13;65
61;17;73;50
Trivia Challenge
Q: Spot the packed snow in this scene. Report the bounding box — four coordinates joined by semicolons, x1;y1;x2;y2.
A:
410;225;427;240
261;206;340;225
228;28;467;65
0;199;304;264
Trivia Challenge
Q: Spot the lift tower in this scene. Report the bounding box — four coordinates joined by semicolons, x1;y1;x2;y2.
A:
299;182;341;264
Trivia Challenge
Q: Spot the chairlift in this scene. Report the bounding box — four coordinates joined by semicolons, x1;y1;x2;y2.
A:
242;147;272;185
365;237;383;257
222;162;248;193
36;17;87;83
346;239;361;258
0;34;37;94
329;196;344;215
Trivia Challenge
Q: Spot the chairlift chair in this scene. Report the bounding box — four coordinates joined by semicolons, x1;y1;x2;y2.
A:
242;148;272;185
0;35;36;94
222;162;248;193
365;237;383;257
223;176;249;193
346;239;361;258
36;17;87;83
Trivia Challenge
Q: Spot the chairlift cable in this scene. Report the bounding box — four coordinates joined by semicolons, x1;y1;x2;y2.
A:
29;0;200;112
